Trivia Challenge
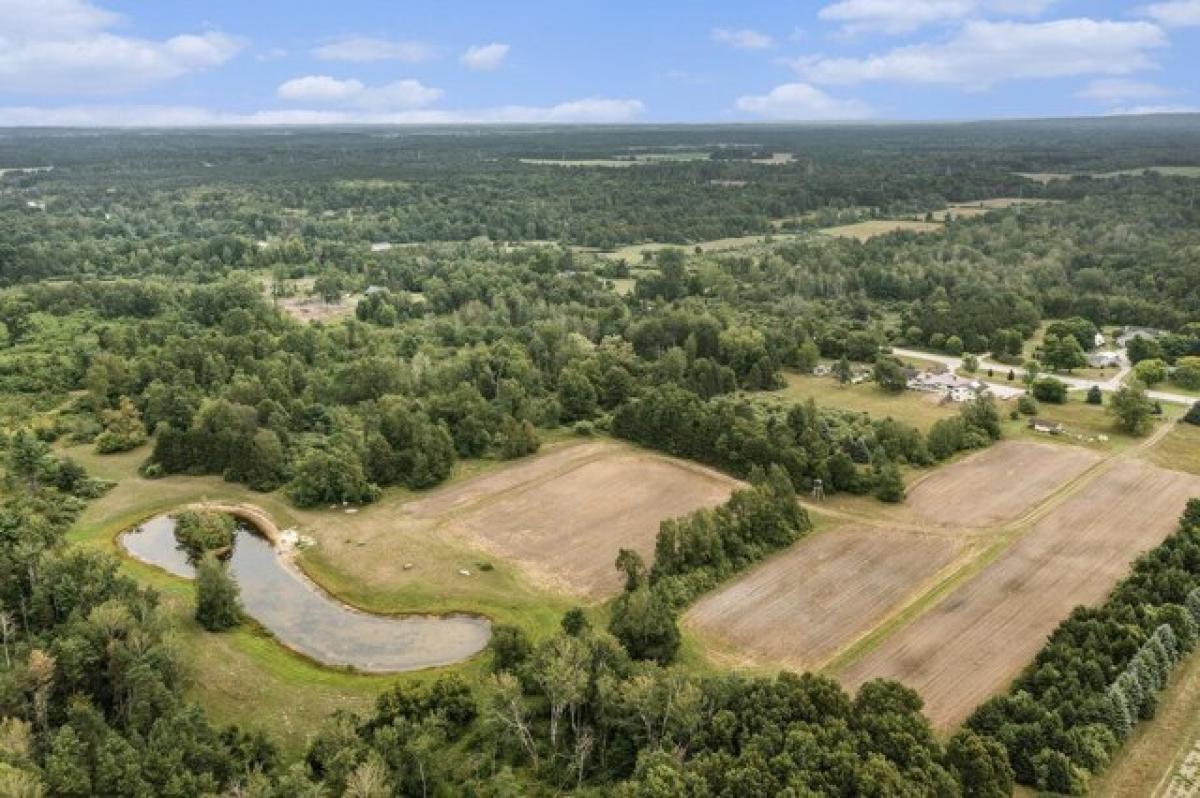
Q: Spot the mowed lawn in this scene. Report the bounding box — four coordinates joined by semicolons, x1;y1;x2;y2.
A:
1143;422;1200;476
1002;391;1164;452
771;371;957;432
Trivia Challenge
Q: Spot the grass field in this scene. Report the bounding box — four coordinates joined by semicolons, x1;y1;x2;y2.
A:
598;232;802;261
819;220;944;241
1143;422;1200;476
519;152;709;168
919;198;1057;222
686;524;968;670
60;440;609;752
772;371;957;432
1018;166;1200;183
610;277;637;295
1001;391;1150;452
838;458;1200;730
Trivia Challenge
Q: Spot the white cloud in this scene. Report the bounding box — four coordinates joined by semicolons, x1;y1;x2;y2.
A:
0;98;646;127
712;28;775;50
257;47;288;62
735;83;871;120
818;0;976;35
816;0;1063;34
0;0;242;94
313;36;436;62
1076;78;1171;102
461;43;509;70
792;19;1167;88
277;76;365;103
987;0;1059;14
1140;1;1200;26
0;0;119;38
277;75;443;109
1105;104;1199;115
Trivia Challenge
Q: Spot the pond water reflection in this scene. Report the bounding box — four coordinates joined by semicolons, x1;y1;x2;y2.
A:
121;514;491;672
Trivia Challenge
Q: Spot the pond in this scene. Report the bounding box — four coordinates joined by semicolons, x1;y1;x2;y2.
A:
121;514;491;672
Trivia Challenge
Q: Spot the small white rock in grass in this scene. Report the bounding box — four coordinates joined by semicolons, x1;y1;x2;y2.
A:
403;562;414;570
458;569;471;577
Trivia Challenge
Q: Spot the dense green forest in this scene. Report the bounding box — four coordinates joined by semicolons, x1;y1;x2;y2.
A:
2;120;1200;795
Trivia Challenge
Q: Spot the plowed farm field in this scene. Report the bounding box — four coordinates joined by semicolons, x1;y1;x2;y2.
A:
440;443;737;598
685;526;967;669
905;441;1102;528
838;459;1200;729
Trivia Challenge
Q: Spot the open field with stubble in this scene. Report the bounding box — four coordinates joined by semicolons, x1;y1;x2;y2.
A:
903;440;1102;528
438;443;737;598
686;525;969;670
838;458;1200;729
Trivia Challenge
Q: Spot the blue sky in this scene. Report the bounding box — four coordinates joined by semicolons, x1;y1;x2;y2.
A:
0;0;1196;125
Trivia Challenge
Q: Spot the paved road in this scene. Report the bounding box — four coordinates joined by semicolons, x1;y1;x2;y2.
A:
890;347;1195;406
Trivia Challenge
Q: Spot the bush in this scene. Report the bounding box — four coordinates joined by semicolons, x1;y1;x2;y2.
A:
174;510;235;562
1184;401;1200;426
499;416;540;459
1087;385;1103;405
1032;377;1068;404
1134;358;1168;386
1017;395;1039;415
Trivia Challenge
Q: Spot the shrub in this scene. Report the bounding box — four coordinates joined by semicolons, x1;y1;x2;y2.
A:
1017;395;1039;415
174;510;235;562
1185;401;1200;426
1032;377;1068;404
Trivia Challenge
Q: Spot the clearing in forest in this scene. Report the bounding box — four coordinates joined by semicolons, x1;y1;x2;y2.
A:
904;441;1102;528
685;525;967;670
774;370;957;432
838;459;1200;730
819;220;943;241
442;445;737;598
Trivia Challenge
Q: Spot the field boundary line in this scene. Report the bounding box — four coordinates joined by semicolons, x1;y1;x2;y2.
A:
825;422;1174;675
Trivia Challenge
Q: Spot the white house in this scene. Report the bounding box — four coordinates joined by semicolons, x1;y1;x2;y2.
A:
1086;350;1121;368
906;371;987;403
370;242;393;253
1094;332;1106;348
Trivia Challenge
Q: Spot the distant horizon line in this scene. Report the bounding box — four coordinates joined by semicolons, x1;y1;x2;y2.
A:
1;111;1198;132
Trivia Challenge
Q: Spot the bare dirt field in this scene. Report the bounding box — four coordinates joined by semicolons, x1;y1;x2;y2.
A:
445;448;736;598
685;526;966;669
839;459;1200;730
403;442;608;518
905;441;1102;528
